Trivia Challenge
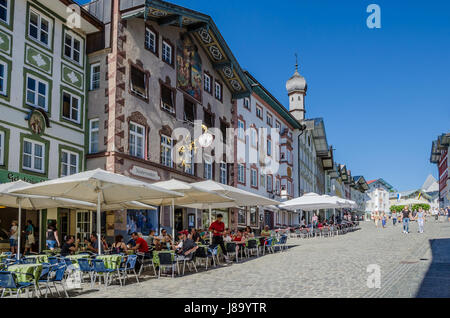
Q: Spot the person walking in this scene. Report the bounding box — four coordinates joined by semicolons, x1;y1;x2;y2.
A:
392;211;398;226
24;220;35;254
381;213;387;228
208;214;229;263
9;220;18;255
416;208;426;234
46;223;60;250
402;206;412;234
374;212;380;228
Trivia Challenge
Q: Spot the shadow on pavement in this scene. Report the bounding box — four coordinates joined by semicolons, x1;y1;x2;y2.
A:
415;238;450;298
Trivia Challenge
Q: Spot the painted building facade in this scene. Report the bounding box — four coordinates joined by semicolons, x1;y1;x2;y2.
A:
0;0;102;250
234;72;302;230
430;133;449;208
83;0;253;238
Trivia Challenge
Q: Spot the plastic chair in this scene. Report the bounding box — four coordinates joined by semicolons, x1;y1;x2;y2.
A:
92;259;116;288
225;242;238;263
77;258;94;288
195;246;213;270
157;253;178;278
262;238;274;255
48;257;58;265
176;251;198;276
274;235;288;252
118;254;139;285
47;265;69;297
246;240;259;258
207;245;219;267
0;271;37;298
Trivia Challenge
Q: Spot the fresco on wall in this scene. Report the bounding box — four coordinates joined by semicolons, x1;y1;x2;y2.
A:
177;35;202;101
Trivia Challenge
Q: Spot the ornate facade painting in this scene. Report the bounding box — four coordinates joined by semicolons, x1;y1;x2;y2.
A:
177;35;202;101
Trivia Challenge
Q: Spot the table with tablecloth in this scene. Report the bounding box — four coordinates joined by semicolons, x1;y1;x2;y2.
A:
95;255;124;270
8;264;43;284
152;250;175;267
23;254;49;264
66;254;91;265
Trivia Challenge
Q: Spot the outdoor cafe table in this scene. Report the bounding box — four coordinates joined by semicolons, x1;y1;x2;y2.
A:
96;255;123;270
23;254;49;264
66;254;91;264
8;263;42;284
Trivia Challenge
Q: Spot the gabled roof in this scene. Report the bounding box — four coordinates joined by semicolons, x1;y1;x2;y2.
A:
422;174;438;192
368;178;395;191
141;0;251;99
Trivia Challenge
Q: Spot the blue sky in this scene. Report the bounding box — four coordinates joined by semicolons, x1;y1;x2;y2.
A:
78;0;450;191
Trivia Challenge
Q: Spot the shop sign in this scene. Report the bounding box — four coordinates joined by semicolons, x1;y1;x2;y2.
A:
130;166;161;181
0;170;47;184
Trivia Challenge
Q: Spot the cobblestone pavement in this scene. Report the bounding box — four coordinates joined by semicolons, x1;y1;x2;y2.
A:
71;220;450;298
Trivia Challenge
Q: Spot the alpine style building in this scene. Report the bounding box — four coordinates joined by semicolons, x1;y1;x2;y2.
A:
430;133;449;208
0;0;372;250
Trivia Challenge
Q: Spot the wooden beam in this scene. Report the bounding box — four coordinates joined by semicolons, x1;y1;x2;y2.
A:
158;14;181;26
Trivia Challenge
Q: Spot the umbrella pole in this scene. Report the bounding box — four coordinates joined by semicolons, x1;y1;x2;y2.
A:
158;206;161;235
209;204;212;243
39;209;42;254
17;200;22;260
171;199;175;240
97;191;101;255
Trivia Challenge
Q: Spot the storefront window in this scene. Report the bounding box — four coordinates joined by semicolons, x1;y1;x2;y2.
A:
202;209;229;230
126;210;158;236
250;207;258;226
238;207;246;225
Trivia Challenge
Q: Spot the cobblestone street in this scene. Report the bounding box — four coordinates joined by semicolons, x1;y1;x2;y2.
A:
71;220;450;298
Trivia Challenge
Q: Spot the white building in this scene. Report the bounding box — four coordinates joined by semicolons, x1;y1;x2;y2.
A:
366;178;394;216
235;72;303;230
0;0;102;247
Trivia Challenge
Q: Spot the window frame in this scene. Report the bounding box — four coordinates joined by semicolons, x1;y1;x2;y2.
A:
220;162;227;185
89;62;100;91
256;105;263;120
160;134;173;168
267;139;272;157
203;154;213;180
129;121;146;159
22;138;45;174
0;130;4;166
266;113;273;127
88;118;99;154
204;72;212;94
63;30;83;66
61;89;81;124
243;97;250;111
237;119;245;141
25;73;49;111
214;81;223;102
130;63;149;100
237;163;245;185
267;174;273;193
250;167;258;189
60;148;79;177
0;0;10;26
162;40;173;66
28;8;52;49
144;26;158;55
0;59;8;96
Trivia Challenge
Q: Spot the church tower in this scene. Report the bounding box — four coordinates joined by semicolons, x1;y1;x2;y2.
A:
286;57;307;121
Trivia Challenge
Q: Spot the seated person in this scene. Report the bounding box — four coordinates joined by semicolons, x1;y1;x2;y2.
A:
223;229;232;243
101;235;109;251
146;230;156;246
85;233;104;254
190;228;201;243
244;226;255;239
175;231;198;260
61;235;79;257
111;235;128;254
153;237;163;251
232;230;246;256
261;226;271;237
159;229;174;250
129;232;149;254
